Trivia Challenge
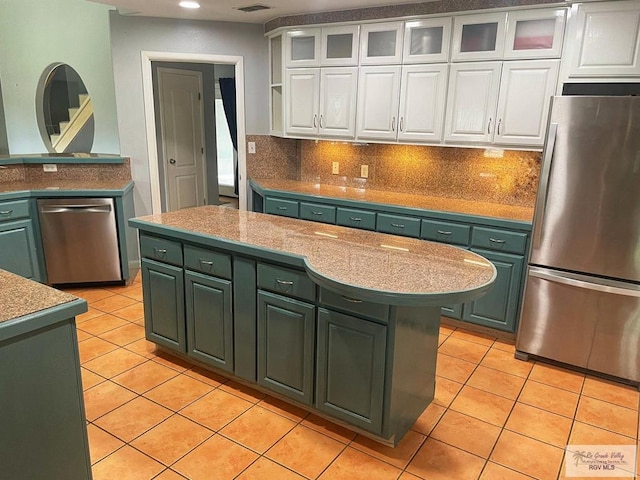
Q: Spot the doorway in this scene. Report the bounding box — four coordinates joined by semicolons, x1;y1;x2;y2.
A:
141;52;247;214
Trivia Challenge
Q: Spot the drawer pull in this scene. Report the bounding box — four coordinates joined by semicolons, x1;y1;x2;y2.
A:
277;206;288;211
489;238;506;244
200;259;214;266
276;279;294;286
349;217;362;222
437;230;452;235
341;295;363;304
0;210;12;216
311;211;323;216
391;223;405;229
153;247;167;255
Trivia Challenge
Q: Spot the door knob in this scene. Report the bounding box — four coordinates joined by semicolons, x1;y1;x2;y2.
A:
169;158;176;164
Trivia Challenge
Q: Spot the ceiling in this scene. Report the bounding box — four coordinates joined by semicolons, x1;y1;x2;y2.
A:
87;0;436;25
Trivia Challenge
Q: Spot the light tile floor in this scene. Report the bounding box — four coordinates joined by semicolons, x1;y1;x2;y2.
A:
65;276;640;480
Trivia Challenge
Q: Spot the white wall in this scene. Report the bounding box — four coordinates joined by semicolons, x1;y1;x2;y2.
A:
109;12;269;216
0;0;120;154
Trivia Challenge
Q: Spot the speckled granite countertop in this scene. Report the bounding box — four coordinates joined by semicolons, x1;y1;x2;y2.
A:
252;178;534;223
0;179;133;195
131;206;497;305
0;269;82;323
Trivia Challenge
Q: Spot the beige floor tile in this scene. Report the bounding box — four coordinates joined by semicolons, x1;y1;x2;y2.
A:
568;421;637;445
130;414;213;465
76;307;106;323
433;376;463;407
450;328;496;346
438;332;449;346
80;289;116;304
490;430;564;480
505;403;573;447
581;376;640;410
111;360;179;394
91;445;163;480
83;380;137;422
219;380;267;403
398;473;422;480
81;367;106;391
152;351;193;372
221;405;297;453
450;385;515;427
173;434;258;480
352;429;425;469
518;380;580;418
438;336;491;364
528;363;585;393
83;348;146;378
265;425;345;479
87;424;125;464
180;389;253;431
153;469;189;479
411;402;446;436
258;395;310;422
78;313;129;335
575;396;638;438
431;409;501;458
435;353;476;383
94;396;172;442
467;365;526;400
110;302;145;321
91;294;138;313
124;338;158;359
480;348;533;378
480;462;536;479
492;339;517;354
76;328;93;342
301;414;357;443
406;438;485;480
100;323;145;346
235;457;305;480
183;365;228;387
78;337;119;364
144;374;214;411
318;447;402;480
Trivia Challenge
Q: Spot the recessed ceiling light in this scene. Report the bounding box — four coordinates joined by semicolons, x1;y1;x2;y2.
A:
179;1;200;8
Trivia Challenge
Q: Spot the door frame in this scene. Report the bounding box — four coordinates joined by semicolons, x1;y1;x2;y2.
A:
141;51;246;214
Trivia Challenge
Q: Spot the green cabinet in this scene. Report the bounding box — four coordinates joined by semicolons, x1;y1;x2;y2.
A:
316;307;387;434
185;270;233;373
0;219;42;281
141;258;186;352
257;290;316;405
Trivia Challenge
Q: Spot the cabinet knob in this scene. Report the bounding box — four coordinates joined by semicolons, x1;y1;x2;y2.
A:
349;217;362;222
319;115;324;128
391;116;396;132
399;117;404;132
341;295;363;304
487;118;492;135
276;279;294;286
437;230;452;236
391;223;405;229
497;119;502;136
489;237;506;244
313;114;318;128
169;158;176;165
0;210;12;216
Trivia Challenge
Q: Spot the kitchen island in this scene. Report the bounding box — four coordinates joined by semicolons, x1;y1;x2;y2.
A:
129;206;496;445
0;269;91;479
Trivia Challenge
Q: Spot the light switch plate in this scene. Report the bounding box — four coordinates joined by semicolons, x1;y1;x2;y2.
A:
360;165;369;178
332;162;339;174
248;141;256;154
43;164;58;172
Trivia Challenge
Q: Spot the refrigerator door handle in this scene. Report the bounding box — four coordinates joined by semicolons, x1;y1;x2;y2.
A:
533;122;558;249
529;267;640;297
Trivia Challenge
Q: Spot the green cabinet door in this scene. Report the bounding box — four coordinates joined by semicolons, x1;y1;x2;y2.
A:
0;219;42;282
316;308;387;435
463;249;524;332
185;270;233;373
257;290;315;405
141;258;186;352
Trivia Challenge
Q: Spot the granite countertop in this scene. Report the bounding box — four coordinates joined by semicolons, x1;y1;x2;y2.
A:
0;269;81;323
252;178;534;223
0;179;133;195
132;206;497;305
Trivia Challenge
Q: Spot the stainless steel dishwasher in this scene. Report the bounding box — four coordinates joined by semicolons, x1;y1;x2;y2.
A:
38;198;122;284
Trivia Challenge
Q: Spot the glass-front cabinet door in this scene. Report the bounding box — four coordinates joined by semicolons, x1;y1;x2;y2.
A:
452;12;506;61
321;25;360;66
504;8;566;59
402;17;452;63
285;28;321;67
360;22;404;65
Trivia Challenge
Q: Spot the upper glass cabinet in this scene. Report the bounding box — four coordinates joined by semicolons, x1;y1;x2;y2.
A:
285;28;322;67
403;17;452;63
504;8;566;59
452;12;506;61
360;22;404;65
285;26;359;67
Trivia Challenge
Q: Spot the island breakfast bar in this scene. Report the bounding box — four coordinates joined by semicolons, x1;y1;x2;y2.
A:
129;206;496;445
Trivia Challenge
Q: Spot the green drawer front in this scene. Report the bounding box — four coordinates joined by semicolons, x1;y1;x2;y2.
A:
140;234;183;266
421;219;470;246
184;245;232;279
299;202;336;224
471;227;528;254
257;263;316;302
0;199;30;222
319;288;389;323
265;198;299;218
336;207;376;230
376;213;421;238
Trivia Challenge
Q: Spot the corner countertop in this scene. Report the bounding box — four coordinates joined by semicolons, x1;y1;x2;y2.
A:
251;178;534;224
130;206;497;306
0;179;134;198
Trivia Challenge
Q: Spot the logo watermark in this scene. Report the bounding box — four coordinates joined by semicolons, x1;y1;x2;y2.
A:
565;445;637;477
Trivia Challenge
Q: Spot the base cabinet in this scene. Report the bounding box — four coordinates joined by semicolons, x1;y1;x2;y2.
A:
316;308;387;434
0;219;42;282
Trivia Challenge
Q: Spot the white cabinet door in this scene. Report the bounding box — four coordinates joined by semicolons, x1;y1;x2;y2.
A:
444;62;502;143
402;17;452;64
356;66;401;140
397;65;449;143
321;25;360;66
285;28;322;67
285;69;320;136
495;60;559;146
504;8;566;60
319;67;358;138
360;22;404;65
569;1;640;77
451;12;506;61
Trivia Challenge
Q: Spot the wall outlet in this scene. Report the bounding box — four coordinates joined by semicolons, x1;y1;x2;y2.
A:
248;141;256;154
43;164;57;172
332;161;339;174
360;164;369;178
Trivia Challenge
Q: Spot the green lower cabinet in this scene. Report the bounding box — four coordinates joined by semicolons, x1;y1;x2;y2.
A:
463;249;525;332
257;290;315;405
441;303;463;320
185;270;233;373
141;258;186;352
0;219;42;282
316;308;387;435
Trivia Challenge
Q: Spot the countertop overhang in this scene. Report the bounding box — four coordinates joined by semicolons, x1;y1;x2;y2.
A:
0;179;134;199
130;206;497;307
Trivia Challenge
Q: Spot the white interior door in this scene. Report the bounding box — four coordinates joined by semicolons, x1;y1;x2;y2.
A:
158;68;206;211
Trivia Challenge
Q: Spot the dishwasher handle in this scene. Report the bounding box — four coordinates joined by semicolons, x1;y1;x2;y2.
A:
41;204;113;214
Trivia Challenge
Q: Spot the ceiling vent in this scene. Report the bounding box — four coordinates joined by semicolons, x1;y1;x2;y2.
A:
235;4;271;13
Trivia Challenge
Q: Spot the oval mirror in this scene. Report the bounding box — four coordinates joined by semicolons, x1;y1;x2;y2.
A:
36;63;94;153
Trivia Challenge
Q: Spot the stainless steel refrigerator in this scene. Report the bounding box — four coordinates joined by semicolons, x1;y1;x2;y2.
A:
516;95;640;384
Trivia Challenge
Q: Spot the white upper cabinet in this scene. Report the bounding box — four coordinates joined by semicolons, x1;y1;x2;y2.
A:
451;12;506;62
402;17;452;63
568;0;640;77
504;8;566;59
356;66;402;139
285;69;320;135
285;28;322;67
360;22;404;65
320;25;360;66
